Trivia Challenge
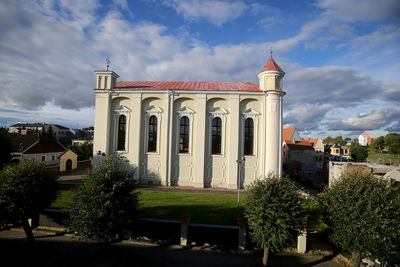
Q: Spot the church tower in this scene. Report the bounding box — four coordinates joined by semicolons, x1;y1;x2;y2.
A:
258;56;286;177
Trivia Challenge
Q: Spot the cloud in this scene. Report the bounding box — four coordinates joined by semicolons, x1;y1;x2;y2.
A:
283;104;332;131
327;106;400;131
284;66;382;107
163;0;248;26
316;0;400;21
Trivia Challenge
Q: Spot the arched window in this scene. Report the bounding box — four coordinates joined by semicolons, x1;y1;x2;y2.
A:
117;115;126;150
179;116;189;153
212;117;222;154
244;118;254;155
147;115;157;152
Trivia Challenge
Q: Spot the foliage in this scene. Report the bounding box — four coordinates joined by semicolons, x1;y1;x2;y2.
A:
320;170;400;264
67;154;139;243
371;136;385;153
0;129;12;169
385;133;400;154
0;159;57;240
69;142;93;160
244;175;306;253
350;145;368;161
323;136;349;146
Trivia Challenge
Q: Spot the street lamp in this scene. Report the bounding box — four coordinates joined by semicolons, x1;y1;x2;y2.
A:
236;156;245;209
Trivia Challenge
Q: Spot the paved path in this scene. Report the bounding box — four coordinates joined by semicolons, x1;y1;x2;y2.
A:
0;228;345;267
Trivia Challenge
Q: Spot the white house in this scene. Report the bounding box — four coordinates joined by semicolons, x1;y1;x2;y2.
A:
93;56;286;189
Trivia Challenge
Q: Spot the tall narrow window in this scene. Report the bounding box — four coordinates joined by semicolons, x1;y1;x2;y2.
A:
147;115;157;152
117;115;126;150
212;117;222;154
179;116;189;153
244;118;254;155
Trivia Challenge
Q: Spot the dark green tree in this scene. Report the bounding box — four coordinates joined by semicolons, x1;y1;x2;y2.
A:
0;159;57;241
69;142;93;160
371;136;385;153
0;129;12;169
244;175;306;266
320;170;400;266
350;145;368;161
67;154;139;243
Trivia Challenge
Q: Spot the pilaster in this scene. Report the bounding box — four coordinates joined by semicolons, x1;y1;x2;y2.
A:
227;94;240;189
131;93;142;180
194;94;207;188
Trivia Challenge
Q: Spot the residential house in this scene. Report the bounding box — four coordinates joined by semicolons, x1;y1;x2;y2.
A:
358;131;372;146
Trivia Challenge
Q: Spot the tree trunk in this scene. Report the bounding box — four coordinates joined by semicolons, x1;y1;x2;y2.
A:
351;251;361;267
22;218;34;242
263;247;270;266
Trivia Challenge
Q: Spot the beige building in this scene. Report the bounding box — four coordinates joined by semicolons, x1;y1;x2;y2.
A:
93;57;286;188
58;149;78;172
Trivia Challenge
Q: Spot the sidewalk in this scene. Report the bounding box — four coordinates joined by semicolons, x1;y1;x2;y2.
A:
0;227;346;267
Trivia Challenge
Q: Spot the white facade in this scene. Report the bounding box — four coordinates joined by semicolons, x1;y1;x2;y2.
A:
358;134;368;146
93;58;286;188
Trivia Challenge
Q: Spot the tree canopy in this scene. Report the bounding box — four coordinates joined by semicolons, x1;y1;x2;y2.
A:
323;136;350;146
69;142;93;160
0;159;57;241
67;154;139;243
0;129;12;169
350;145;368;161
320;170;400;265
244;175;306;266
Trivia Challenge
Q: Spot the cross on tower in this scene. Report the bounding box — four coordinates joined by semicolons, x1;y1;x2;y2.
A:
106;57;110;71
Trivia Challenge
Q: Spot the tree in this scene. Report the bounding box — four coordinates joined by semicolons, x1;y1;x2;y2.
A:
350;145;368;161
385;133;400;154
320;170;400;266
67;154;139;243
0;159;57;241
0;129;12;169
371;136;385;153
244;175;306;266
69;142;93;160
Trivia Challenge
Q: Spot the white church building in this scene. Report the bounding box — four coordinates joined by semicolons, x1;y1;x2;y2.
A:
93;56;286;189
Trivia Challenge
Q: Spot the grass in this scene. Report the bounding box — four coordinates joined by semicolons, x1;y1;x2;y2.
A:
50;185;325;229
138;190;244;225
367;152;399;165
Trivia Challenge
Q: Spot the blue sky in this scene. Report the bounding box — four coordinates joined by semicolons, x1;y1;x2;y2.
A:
0;0;399;139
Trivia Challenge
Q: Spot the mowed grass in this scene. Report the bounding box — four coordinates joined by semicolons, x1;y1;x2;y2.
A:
51;185;244;225
138;190;244;225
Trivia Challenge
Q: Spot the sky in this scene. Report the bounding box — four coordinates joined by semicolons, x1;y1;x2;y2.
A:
0;0;399;139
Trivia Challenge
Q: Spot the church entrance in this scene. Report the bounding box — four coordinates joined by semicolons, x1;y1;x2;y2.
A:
66;159;72;171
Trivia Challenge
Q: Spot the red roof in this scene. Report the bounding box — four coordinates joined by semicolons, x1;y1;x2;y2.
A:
259;57;284;73
283;128;296;141
114;81;260;92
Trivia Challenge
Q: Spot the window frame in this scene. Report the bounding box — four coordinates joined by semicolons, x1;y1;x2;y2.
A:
117;114;127;151
113;105;131;153
144;106;162;155
241;108;259;158
208;107;227;157
244;117;254;156
147;115;158;153
175;107;194;156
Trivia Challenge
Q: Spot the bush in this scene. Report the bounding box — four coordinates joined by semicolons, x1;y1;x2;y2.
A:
350;146;368;161
244;175;306;266
0;159;57;241
67;154;139;243
320;169;400;266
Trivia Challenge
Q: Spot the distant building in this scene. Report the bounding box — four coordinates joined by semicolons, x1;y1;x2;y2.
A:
282;128;301;142
358;131;372;146
283;140;316;175
8;123;75;140
302;138;325;172
7;132;77;171
329;144;350;160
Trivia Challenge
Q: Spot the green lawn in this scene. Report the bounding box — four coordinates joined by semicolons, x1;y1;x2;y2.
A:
367;152;400;165
50;186;324;229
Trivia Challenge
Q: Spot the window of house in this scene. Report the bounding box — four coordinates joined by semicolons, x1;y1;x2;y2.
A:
52;155;55;161
117;115;126;150
212;117;222;154
244;118;254;155
41;155;46;162
147;115;157;152
179;116;189;153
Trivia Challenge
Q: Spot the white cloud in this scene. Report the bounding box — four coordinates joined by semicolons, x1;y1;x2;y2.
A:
164;0;248;26
316;0;400;21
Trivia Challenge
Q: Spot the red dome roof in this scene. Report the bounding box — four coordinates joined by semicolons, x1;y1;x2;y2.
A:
259;57;284;73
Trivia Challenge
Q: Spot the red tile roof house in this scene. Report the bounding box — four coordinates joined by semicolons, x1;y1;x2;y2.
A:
283;140;317;176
